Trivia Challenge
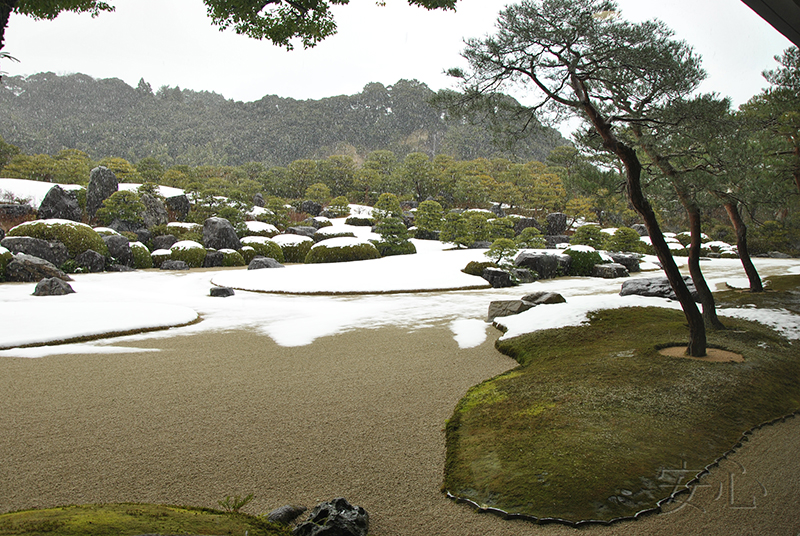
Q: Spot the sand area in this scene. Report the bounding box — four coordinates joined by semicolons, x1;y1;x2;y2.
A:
0;325;798;535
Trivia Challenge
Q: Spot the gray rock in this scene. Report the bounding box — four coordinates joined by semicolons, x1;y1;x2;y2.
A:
300;200;322;217
521;291;566;305
210;286;235;297
86;166;118;219
75;249;106;273
545;235;570;248
490;202;506;218
482;267;517;288
488;300;534;321
107;264;135;272
768;251;792;259
6;253;72;282
248;257;285;270
253;193;265;207
160;260;189;271
0;227;4;240
287;226;317;238
608;252;641;273
513;217;540;235
619;276;699;301
592;262;629;279
38;185;82;221
165;194;190;221
1;236;69;267
268;505;307;525
469;240;492;249
33;277;75;296
103;234;133;267
0;203;36;230
546;212;568;235
203;250;224;268
203;217;241;250
631;224;648;236
511;268;537;283
152;234;179;250
413;229;440;241
514;251;571;279
293;498;368;536
140;193;169;228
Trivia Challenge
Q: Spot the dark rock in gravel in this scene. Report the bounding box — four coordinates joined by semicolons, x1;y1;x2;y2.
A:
1;236;69;267
515;251;571;279
203;217;241;250
106;264;135;272
293;498;368;536
511;268;537;284
152;234;179;250
268;504;307;525
592;262;629;279
75;249;106;273
521;291;566;305
248;257;284;270
488;300;534;321
620;276;699;301
38;185;82;221
6;253;72;282
607;252;641;273
160;260;189;271
33;277;75;296
209;286;235;297
86;166;118;219
202;250;224;268
300;200;322;217
287;226;317;238
103;234;133;267
482;267;516;288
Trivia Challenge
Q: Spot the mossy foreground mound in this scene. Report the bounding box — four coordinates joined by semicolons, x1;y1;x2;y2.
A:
0;503;291;536
444;300;800;523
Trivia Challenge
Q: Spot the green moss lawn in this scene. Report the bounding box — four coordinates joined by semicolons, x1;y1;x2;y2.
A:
444;275;800;522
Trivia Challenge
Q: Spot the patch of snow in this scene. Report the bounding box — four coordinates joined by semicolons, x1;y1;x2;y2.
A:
241;236;277;246
273;234;313;246
119;183;184;198
311;237;374;249
167;222;202;232
244;221;278;235
171;240;203;250
450;318;489;348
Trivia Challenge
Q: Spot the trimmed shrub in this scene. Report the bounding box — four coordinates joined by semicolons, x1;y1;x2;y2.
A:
605;226;645;253
375;240;417;257
313;229;356;242
488;217;516;240
8;219;108;257
570;224;606;250
170;240;206;268
463;260;498;276
326;196;351;218
219;248;246;267
345;216;374;226
485;238;519;265
239;246;257;264
373;193;402;221
130;241;153;269
273;234;314;263
240;236;285;263
0;246;12;281
95;190;145;226
515;227;547;249
565;246;603;276
242;221;279;238
305;237;381;264
415;200;444;235
151;248;171;268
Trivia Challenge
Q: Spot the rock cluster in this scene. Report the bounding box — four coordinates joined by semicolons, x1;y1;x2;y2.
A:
488;291;566;322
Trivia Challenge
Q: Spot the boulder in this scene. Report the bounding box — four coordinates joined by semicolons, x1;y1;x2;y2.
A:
86;166;118;219
102;234;133;267
0;203;36;230
6;253;72;282
619;276;699;301
413;229;440;241
152;234;179;250
488;300;535;321
1;236;69;267
32;277;75;296
106;264;135;272
140;193;169;228
209;286;235;297
160;260;189;271
203;250;224;268
511;267;537;284
38;185;82;221
248;257;285;270
203;217;241;250
521;291;566;305
592;262;629;279
631;224;648;236
469;240;492;249
268;505;307;525
165;194;190;221
0;227;4;240
253;193;265;207
293;498;368;536
300;200;323;217
287;226;318;238
546;212;568;235
490;202;506;218
514;217;540;235
608;252;641;273
75;249;106;273
514;251;571;279
482;267;516;288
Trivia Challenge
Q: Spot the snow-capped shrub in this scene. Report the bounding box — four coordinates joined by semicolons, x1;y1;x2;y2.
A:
515;227;546;249
8;219;108;257
564;246;603;276
313;228;356;242
151;248;171;268
605;226;645;253
170;240;206;268
326;196;350;218
240;236;285;263
219;248;246;267
570;224;605;250
0;246;12;281
93;227;120;236
243;221;279;238
273;234;313;263
304;237;381;264
239;246;257;264
130;241;153;269
345;216;374;227
374;240;416;257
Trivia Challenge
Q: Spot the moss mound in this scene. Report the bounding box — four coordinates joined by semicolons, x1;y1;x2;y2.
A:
169;240;206;268
0;503;290;536
241;236;285;263
445;299;800;522
0;247;12;282
129;242;153;269
273;235;313;263
374;240;417;257
305;238;381;263
8;219;108;257
219;248;246;267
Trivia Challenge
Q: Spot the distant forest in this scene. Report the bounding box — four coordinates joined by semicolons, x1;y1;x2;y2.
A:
0;73;566;167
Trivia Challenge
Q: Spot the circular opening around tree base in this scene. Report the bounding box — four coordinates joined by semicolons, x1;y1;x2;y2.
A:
658;346;744;362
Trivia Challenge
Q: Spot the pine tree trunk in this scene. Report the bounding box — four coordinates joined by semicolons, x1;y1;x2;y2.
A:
724;201;763;292
682;198;725;329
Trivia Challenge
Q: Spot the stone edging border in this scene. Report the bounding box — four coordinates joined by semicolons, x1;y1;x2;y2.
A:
444;410;799;527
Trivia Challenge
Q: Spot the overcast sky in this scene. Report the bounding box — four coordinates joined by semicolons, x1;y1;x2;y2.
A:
2;0;794;133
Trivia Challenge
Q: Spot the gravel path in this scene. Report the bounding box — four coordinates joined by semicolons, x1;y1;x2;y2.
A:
0;326;798;535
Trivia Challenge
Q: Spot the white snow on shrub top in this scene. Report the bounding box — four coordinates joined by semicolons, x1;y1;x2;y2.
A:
93;227;120;235
705;240;735;250
311;237;374;249
171;240;204;251
348;204;374;217
244;221;278;234
315;226;351;236
167;222;202;232
12;218;94;232
564;244;596;253
241;236;277;246
0;246;8;255
119;183;184;198
273;234;313;246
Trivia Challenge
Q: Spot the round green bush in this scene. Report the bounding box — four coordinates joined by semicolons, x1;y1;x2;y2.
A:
242;221;279;237
151;248;171;268
374;240;417;257
462;260;498;276
326;196;351;218
345;216;375;226
8;219;109;257
130;241;153;269
0;246;12;282
304;238;381;264
170;240;207;268
240;236;285;263
570;224;606;250
605;226;645;253
565;246;603;276
239;246;257;264
273;234;314;263
516;227;547;249
219;248;246;267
